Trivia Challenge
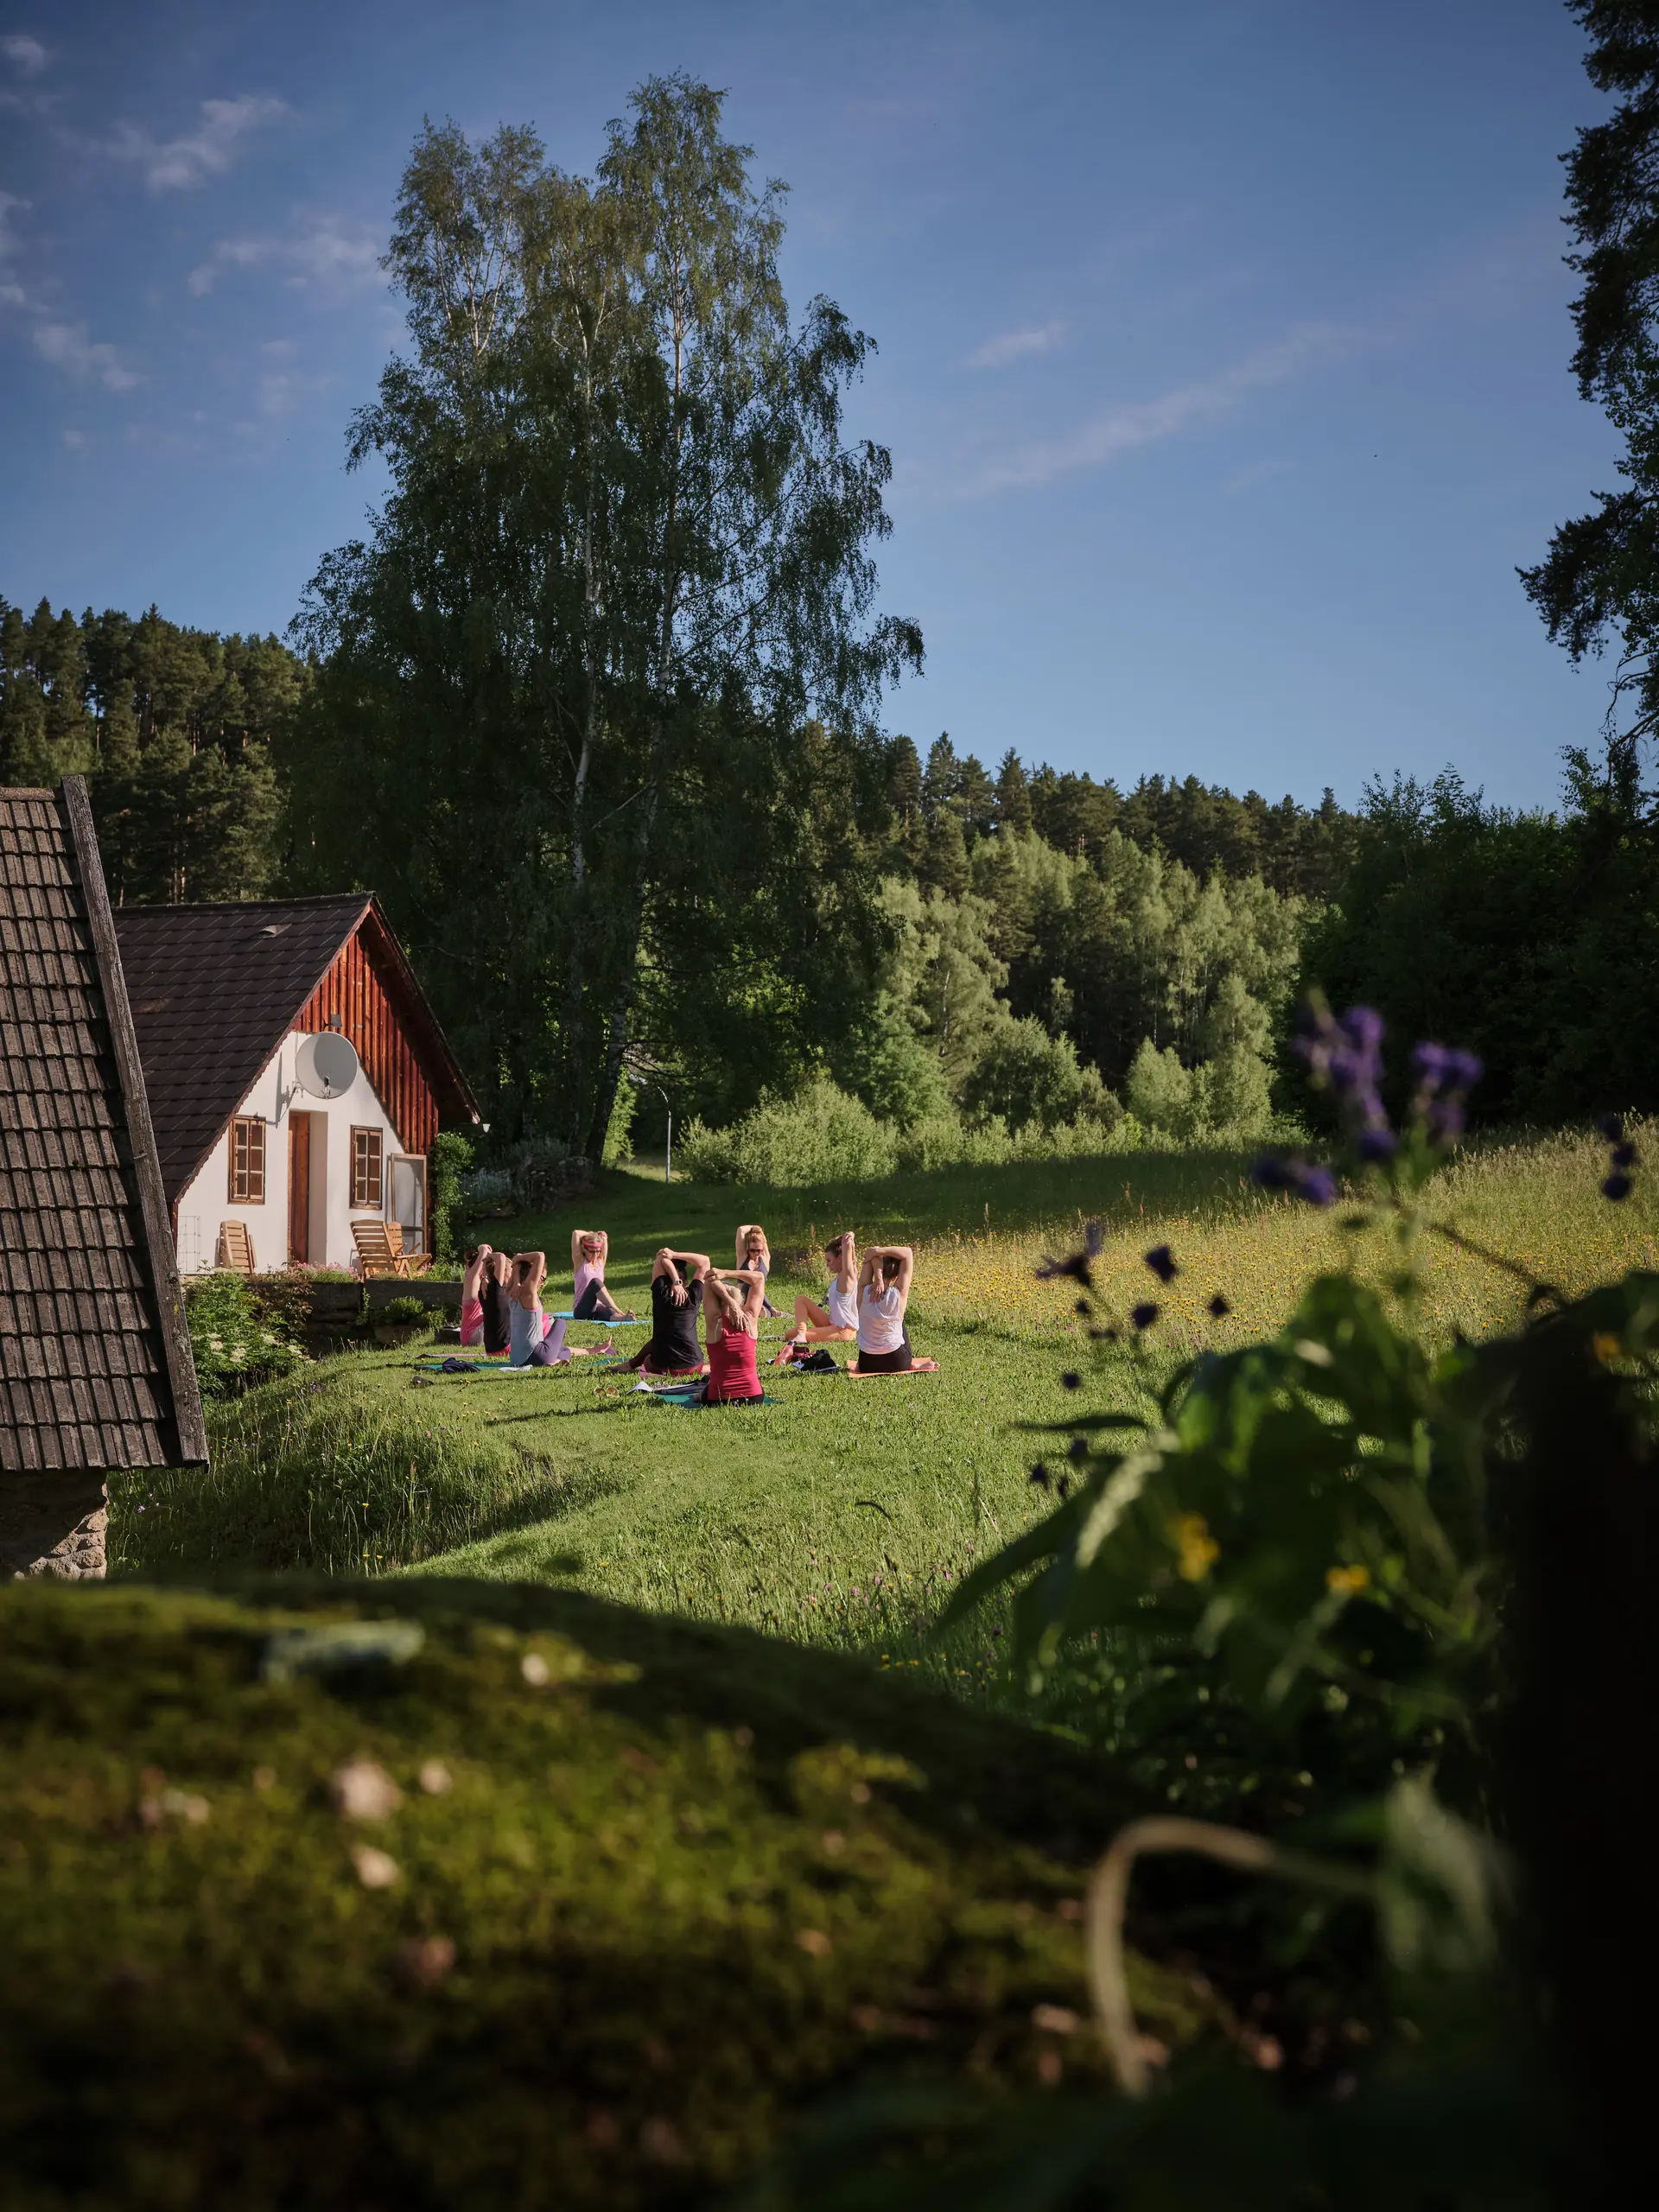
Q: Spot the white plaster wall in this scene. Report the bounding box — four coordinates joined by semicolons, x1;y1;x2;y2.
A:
173;1030;414;1274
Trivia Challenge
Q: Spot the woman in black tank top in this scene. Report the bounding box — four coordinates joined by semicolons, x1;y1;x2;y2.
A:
480;1253;512;1356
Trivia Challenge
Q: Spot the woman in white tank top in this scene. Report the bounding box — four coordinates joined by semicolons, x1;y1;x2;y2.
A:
778;1230;860;1359
853;1244;913;1373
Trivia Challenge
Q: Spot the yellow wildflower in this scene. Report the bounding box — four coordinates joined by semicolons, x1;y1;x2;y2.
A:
1325;1564;1370;1597
1590;1332;1622;1366
1170;1513;1219;1582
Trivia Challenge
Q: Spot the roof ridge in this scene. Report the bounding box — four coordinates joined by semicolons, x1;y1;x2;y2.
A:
113;893;373;914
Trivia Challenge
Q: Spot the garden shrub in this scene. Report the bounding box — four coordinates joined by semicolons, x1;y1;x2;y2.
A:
378;1297;429;1326
679;1076;899;1186
428;1131;474;1262
183;1273;304;1400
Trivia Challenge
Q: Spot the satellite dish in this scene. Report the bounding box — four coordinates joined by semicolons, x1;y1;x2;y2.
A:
294;1031;359;1099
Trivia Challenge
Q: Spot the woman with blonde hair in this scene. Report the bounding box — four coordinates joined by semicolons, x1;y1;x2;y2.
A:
569;1228;633;1322
778;1229;858;1359
735;1223;782;1318
702;1262;767;1404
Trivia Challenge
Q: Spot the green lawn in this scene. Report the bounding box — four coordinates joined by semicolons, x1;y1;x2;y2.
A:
117;1127;1659;1732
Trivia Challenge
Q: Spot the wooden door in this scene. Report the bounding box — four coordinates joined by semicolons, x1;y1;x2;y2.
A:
288;1114;314;1264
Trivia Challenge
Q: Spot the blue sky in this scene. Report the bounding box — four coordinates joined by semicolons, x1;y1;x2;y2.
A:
0;0;1619;810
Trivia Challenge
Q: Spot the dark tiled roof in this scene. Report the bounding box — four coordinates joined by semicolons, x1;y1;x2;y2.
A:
0;784;207;1473
112;895;370;1204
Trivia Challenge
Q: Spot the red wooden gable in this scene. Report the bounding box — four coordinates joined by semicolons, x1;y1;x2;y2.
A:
297;917;441;1160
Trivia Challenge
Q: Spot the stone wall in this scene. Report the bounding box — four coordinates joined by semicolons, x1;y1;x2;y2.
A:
1;1475;109;1580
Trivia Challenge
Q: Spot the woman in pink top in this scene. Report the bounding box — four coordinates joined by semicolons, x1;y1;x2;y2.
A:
702;1265;766;1403
569;1229;634;1322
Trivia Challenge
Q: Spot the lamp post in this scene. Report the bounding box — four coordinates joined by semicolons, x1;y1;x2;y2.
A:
628;1075;673;1185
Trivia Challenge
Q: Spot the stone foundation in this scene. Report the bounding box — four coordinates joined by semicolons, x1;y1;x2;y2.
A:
1;1475;110;1580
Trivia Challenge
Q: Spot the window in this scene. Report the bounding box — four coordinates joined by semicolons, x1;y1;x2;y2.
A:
351;1127;384;1210
228;1117;265;1204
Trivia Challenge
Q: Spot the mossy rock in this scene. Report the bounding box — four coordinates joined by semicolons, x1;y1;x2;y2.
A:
1;1578;1212;2209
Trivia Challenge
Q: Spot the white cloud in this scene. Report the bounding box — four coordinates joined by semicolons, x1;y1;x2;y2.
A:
966;320;1066;371
1;33;48;74
33;319;140;391
108;94;285;191
62;427;85;449
965;322;1355;497
188;219;379;296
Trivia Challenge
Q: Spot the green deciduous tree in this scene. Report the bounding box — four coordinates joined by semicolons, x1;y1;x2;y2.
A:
289;79;919;1152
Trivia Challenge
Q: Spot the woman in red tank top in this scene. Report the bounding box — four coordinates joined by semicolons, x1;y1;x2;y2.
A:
702;1266;766;1402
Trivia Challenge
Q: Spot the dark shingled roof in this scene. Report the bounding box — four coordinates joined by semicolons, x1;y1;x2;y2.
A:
112;894;372;1206
0;782;207;1473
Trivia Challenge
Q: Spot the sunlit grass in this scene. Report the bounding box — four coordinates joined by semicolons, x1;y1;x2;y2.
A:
121;1125;1659;1731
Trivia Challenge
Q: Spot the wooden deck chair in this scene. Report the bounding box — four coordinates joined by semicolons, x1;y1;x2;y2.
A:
352;1219;408;1279
217;1222;256;1274
387;1222;433;1278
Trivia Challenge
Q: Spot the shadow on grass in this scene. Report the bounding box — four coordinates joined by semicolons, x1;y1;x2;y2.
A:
130;1567;1146;1864
480;1146;1276;1269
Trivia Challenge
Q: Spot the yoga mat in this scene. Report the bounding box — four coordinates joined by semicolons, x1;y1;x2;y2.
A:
778;1359;939;1380
651;1389;778;1409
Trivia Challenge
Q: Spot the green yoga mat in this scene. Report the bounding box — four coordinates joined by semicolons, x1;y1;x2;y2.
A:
649;1388;777;1408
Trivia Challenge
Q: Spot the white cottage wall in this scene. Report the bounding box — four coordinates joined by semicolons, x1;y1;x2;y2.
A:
172;1030;406;1274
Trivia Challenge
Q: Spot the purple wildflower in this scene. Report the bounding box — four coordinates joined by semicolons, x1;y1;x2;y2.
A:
1604;1171;1633;1203
1207;1293;1231;1319
1029;1463;1051;1489
1144;1243;1179;1284
1598;1112;1624;1143
1131;1302;1160;1331
1408;1037;1482;1149
1356;1127;1399;1162
1300;1165;1338;1208
1061;1371;1081;1391
1254;1154;1338;1207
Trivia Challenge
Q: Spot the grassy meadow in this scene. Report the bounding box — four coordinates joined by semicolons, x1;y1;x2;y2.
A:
113;1124;1659;1728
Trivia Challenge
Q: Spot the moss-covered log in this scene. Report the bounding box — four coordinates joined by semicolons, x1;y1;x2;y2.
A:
1;1578;1212;2209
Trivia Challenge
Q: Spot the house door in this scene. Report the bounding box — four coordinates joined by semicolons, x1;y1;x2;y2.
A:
289;1114;315;1264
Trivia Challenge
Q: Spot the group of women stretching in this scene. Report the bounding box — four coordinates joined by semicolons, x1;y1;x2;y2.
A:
457;1224;922;1402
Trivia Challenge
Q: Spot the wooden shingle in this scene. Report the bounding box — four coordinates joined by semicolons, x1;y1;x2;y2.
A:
0;781;206;1474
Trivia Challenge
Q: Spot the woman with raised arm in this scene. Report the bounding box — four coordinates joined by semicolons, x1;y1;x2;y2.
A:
853;1243;915;1374
507;1250;613;1368
778;1230;858;1359
702;1265;767;1404
569;1228;634;1322
624;1248;711;1376
460;1243;492;1349
480;1249;513;1357
734;1223;782;1318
